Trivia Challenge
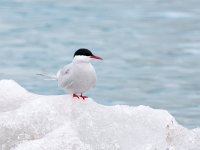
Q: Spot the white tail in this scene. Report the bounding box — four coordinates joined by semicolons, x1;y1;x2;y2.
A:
36;73;58;80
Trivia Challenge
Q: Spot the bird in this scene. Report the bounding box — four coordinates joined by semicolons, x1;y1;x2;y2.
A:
38;48;103;100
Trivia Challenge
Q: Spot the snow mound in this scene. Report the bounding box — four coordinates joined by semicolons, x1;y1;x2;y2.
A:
0;80;199;150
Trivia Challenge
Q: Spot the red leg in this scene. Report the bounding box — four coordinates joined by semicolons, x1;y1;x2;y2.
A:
80;93;88;100
73;94;79;99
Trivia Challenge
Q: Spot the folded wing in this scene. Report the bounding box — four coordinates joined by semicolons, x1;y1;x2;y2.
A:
57;63;73;88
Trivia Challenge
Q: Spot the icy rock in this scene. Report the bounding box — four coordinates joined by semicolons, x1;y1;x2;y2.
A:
0;80;199;150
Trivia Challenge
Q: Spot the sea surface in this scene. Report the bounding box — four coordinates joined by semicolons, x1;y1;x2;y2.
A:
0;0;200;128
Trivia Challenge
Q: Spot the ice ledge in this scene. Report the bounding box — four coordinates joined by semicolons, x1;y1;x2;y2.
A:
0;80;199;150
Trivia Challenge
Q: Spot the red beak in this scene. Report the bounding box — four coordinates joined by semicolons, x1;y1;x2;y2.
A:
90;55;103;60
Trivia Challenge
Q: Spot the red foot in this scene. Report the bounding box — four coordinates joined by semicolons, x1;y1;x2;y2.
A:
80;93;88;100
73;94;79;99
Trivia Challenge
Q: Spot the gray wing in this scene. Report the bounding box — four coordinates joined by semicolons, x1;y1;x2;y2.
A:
57;63;73;88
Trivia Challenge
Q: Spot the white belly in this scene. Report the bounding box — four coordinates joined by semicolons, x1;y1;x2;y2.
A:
65;63;96;94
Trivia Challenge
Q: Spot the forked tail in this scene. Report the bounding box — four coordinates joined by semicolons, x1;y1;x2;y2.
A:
36;73;58;80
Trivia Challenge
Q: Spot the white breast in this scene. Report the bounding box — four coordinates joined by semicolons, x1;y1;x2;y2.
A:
58;62;97;94
71;62;96;93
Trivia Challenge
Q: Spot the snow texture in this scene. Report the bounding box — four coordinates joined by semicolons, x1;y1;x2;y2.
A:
0;80;199;150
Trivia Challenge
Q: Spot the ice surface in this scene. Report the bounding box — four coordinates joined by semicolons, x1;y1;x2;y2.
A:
0;80;199;150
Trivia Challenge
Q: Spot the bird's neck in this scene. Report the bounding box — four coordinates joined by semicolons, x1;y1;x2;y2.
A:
73;56;91;63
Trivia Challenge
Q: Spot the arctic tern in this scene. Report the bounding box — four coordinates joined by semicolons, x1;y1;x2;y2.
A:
38;48;103;100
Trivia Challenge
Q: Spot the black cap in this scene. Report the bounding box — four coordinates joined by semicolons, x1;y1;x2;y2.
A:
73;48;94;57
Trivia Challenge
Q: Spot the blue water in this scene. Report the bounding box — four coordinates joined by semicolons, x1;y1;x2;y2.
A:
0;0;200;128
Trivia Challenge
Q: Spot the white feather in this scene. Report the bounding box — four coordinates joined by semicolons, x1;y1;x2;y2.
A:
36;73;57;80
